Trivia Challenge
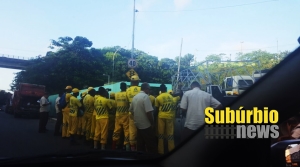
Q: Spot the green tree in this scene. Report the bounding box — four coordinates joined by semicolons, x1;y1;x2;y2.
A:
236;50;272;70
10;35;291;94
205;54;223;62
175;53;195;71
100;46;131;82
11;36;104;93
158;58;177;83
134;51;160;83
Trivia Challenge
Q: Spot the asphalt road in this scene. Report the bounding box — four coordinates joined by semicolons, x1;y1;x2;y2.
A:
0;111;92;158
0;110;186;158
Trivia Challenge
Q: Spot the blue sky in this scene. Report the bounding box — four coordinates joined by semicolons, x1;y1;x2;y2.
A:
0;0;299;91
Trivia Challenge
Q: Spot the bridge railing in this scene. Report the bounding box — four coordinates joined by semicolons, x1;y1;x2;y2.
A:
1;54;37;60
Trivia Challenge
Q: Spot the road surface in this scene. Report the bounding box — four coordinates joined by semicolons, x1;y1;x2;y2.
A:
0;110;185;158
0;111;92;158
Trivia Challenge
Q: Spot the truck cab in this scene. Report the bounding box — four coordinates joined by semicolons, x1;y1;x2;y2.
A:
221;75;255;95
253;69;270;82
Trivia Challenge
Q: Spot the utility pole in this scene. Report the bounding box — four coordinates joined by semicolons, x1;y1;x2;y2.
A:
176;38;183;91
131;0;136;59
112;47;125;82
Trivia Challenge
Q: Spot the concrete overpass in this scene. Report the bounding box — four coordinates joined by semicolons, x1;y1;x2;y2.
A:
0;56;30;70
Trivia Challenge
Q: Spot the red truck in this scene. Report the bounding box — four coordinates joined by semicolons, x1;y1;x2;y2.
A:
10;83;46;118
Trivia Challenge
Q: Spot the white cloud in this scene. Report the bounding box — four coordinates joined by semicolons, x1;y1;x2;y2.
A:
173;0;192;10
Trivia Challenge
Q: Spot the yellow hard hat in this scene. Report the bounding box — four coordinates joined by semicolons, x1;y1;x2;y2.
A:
110;92;115;97
65;85;72;89
72;88;79;93
87;87;94;92
131;75;140;81
168;90;173;94
81;91;87;97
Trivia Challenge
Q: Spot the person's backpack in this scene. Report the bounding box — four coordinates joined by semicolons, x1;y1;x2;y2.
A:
59;93;67;109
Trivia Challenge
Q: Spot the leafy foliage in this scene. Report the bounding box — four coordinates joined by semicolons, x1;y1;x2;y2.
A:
10;36;290;94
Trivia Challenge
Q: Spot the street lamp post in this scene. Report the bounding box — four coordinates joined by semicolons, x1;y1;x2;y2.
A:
112;46;126;82
103;74;110;85
131;0;138;59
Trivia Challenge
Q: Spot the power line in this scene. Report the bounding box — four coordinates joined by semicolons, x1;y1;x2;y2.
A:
195;43;296;52
138;0;279;13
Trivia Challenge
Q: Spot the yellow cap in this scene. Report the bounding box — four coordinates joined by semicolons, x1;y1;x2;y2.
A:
81;91;87;97
72;88;79;93
87;87;94;92
110;92;115;97
65;86;72;89
168;90;173;94
131;75;140;81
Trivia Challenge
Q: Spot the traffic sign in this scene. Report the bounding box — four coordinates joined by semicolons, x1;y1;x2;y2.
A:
128;58;137;68
126;69;138;79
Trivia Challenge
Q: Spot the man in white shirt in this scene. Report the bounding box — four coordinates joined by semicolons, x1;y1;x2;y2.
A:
180;81;222;142
54;92;63;136
39;92;51;133
129;82;157;153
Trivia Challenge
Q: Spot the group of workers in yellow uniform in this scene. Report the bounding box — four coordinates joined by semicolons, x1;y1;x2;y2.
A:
59;75;180;154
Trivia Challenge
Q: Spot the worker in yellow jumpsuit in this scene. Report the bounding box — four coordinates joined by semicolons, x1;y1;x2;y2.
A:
108;92;116;147
168;89;181;147
112;82;130;151
90;89;100;142
68;88;83;145
77;91;87;138
126;75;141;151
149;93;155;107
82;88;95;146
168;90;181;118
155;84;177;154
94;87;112;150
62;85;72;139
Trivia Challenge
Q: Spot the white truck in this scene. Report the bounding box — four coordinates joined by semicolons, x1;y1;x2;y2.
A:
252;69;270;82
221;75;255;95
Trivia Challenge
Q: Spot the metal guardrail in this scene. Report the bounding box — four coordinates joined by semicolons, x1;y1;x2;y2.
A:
0;54;34;60
0;56;31;69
